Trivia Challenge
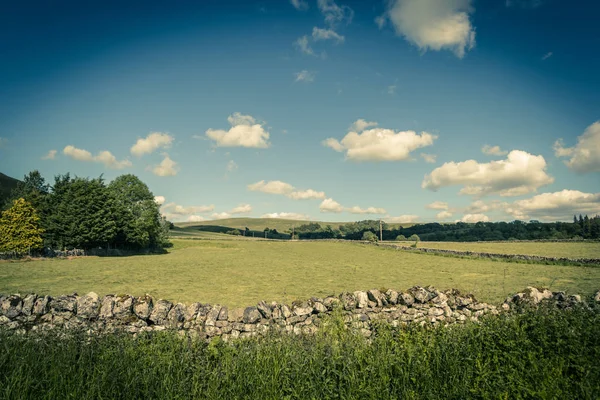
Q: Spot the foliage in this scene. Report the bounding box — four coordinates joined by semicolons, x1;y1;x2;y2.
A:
1;306;598;398
0;198;44;254
395;234;406;241
409;234;420;242
226;229;241;236
362;231;378;242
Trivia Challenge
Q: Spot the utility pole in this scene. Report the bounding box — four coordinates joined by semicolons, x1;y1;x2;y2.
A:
379;219;383;242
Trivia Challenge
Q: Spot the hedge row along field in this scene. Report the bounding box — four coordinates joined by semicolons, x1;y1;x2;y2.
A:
1;304;599;399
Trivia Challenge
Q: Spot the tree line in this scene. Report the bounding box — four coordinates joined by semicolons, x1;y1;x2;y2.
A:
0;171;170;255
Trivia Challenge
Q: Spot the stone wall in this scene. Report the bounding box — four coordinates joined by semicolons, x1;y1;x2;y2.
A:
1;286;598;340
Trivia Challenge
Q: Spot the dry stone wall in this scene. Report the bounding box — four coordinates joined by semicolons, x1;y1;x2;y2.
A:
1;286;598;340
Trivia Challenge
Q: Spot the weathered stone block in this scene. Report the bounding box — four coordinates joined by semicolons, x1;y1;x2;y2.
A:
256;301;271;319
354;291;369;309
243;307;261;324
77;292;100;319
1;295;23;318
227;308;244;323
134;296;153;320
149;299;173;325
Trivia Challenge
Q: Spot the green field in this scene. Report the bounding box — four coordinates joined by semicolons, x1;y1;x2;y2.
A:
1;239;599;307
403;241;600;259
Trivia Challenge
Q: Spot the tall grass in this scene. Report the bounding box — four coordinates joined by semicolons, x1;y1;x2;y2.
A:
1;305;598;399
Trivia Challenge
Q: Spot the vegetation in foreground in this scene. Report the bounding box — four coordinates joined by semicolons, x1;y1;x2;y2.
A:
1;305;598;399
2;239;599;307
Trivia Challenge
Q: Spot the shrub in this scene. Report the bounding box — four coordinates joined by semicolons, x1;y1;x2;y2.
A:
226;230;241;236
362;231;378;242
395;234;407;241
408;234;420;242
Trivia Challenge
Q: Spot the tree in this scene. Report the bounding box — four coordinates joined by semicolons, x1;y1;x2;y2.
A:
396;234;407;241
0;198;44;254
362;231;378;242
409;234;420;242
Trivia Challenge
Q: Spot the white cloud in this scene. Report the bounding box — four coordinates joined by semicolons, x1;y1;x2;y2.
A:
554;121;600;174
436;211;453;220
154;196;166;205
317;0;353;27
261;212;310;220
42;150;57;160
248;180;295;195
290;0;309;11
187;215;205;222
294;35;315;55
63;145;132;170
422;150;554;196
482;145;508;156
288;189;326;200
385;0;476;58
226;160;238;172
323;120;437;162
205;113;270;148
426;201;448;210
312;27;345;43
162;203;215;215
347;206;387;214
466;199;507;214
230;204;252;214
385;215;419;223
459;213;490;223
149;154;178;176
248;180;325;200
541;51;553;60
130;132;173;157
505;190;600;221
387;84;397;95
375;15;386;29
211;212;231;220
421;153;437;163
295;70;316;83
350;119;378;132
320;198;344;213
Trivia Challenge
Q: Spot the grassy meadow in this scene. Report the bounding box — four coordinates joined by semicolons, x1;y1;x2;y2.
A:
403;241;600;259
1;239;599;307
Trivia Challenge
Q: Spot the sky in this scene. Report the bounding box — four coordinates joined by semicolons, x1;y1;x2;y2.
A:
1;0;599;223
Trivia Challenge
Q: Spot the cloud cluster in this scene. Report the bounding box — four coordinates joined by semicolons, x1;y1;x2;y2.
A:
554;121;600;174
63;145;132;170
505;190;600;221
426;201;449;210
420;153;437;163
148;155;178;177
481;145;508;156
295;70;316;82
422;150;554;196
206;113;270;148
385;215;419;223
290;0;309;11
347;206;387;214
459;213;490;223
319;198;386;214
381;0;476;58
317;0;353;26
248;180;325;200
261;212;310;220
436;211;453;220
130;132;173;157
42;150;57;160
323;119;437;162
312;27;345;43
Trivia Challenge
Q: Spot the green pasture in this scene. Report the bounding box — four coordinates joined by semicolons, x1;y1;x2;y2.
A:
1;239;599;307
403;241;600;259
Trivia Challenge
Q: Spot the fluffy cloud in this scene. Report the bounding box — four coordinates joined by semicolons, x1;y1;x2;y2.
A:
63;146;132;169
384;0;476;58
290;0;309;11
350;119;378;132
422;150;554;196
154;196;165;205
426;201;448;210
294;35;314;55
248;180;294;195
385;215;419;223
295;70;316;82
320;198;344;213
436;211;453;220
323;120;437;161
42;150;57;160
162;203;215;215
148;155;178;176
211;212;231;219
261;212;310;220
459;213;490;223
187;215;205;222
554;121;600;174
482;145;508;156
505;190;600;221
248;180;325;200
317;0;353;26
347;206;387;214
130;132;173;157
205;113;270;148
287;189;326;200
421;153;437;163
466;199;507;214
230;204;252;214
312;27;345;43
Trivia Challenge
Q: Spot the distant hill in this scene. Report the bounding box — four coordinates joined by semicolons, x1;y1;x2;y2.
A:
175;217;412;233
0;172;20;205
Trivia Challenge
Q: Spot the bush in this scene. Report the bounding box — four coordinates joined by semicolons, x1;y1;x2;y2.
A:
395;234;407;241
408;234;420;242
362;231;378;242
226;229;241;236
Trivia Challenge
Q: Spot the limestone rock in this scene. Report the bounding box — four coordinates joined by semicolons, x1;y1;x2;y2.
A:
205;305;222;326
385;289;399;305
50;295;77;313
243;307;261;324
218;306;228;321
227;308;244;323
1;295;22;318
77;292;100;319
257;301;272;319
354;291;369;309
281;305;292;318
293;303;313;316
149;299;173;325
134;296;153;320
595;290;600;303
167;303;186;328
22;294;37;316
33;296;50;315
399;293;414;306
313;302;327;314
410;287;430;303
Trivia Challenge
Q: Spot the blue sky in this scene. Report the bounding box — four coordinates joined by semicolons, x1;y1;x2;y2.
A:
1;0;599;223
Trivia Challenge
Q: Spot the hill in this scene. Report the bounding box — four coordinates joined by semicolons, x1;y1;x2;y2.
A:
0;172;20;205
175;217;411;233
